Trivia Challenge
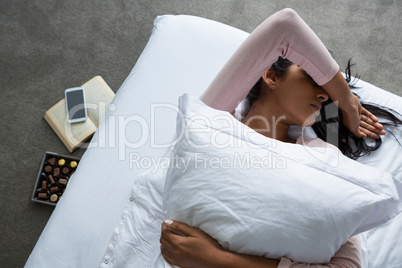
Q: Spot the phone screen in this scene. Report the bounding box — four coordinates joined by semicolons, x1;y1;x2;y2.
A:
66;90;86;120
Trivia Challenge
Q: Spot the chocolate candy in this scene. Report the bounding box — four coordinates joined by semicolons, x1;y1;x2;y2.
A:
50;186;60;193
44;165;52;173
47;157;56;165
38;193;48;200
34;153;80;205
62;167;70;175
41;180;47;191
53;167;60;177
58;178;68;185
48;175;56;185
50;194;58;203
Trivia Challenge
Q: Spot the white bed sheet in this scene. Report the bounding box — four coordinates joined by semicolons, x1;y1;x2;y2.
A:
25;14;402;268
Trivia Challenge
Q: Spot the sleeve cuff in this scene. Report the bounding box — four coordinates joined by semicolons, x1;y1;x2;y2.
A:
277;257;293;268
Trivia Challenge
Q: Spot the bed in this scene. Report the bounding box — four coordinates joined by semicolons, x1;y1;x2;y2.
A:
25;14;402;268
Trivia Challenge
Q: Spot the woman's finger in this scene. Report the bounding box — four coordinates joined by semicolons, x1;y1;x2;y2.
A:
160;233;175;251
161;222;183;249
358;126;380;139
360;115;386;136
358;122;377;139
360;114;374;125
357;126;367;138
160;245;179;266
164;220;199;237
359;117;378;132
361;107;379;123
361;113;385;133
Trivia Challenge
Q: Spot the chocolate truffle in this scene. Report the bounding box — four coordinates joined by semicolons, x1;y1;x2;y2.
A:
58;178;68;185
38;193;48;200
53;167;60;177
62;167;70;175
50;186;60;193
44;165;52;173
70;161;78;168
48;174;56;185
41;180;47;191
47;157;56;165
50;194;58;203
58;159;66;166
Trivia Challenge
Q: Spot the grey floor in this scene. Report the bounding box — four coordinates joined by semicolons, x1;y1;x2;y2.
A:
1;0;401;267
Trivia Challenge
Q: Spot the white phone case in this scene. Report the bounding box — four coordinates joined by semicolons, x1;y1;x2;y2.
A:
65;87;87;123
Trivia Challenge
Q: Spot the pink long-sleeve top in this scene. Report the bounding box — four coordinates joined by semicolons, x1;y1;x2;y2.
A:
200;8;339;113
200;8;361;268
278;236;361;267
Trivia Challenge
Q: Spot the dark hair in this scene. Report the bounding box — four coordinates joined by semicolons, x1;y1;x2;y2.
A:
246;57;293;107
245;57;402;159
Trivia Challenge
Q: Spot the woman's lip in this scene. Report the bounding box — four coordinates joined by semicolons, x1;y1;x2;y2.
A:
311;104;321;111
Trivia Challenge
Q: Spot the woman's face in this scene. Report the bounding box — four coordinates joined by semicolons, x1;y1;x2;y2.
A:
265;64;329;127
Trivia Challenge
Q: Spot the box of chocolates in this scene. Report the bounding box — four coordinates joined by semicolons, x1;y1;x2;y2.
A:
32;152;80;206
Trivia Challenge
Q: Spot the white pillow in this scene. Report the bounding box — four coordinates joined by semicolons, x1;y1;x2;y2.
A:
163;94;402;263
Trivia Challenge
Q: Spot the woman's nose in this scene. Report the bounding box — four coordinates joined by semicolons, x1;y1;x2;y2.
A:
317;87;329;102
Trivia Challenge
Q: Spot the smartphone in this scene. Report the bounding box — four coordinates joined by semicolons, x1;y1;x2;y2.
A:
65;87;87;123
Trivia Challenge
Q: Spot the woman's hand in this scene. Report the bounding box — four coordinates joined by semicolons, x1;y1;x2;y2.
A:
160;220;280;268
341;94;386;139
160;220;226;268
322;71;385;139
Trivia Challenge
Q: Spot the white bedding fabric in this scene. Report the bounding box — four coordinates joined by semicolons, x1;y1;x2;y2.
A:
25;14;402;268
161;94;401;263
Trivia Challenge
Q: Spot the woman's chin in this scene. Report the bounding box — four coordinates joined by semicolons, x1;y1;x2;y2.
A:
302;115;318;127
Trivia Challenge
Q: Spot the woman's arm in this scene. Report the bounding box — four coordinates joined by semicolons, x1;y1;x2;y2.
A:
160;220;361;268
160;220;279;268
322;73;384;139
200;8;384;138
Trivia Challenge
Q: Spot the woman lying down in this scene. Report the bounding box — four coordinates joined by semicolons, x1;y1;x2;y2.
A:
157;8;402;268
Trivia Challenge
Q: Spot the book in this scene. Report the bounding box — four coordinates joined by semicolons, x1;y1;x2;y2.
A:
44;76;115;152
